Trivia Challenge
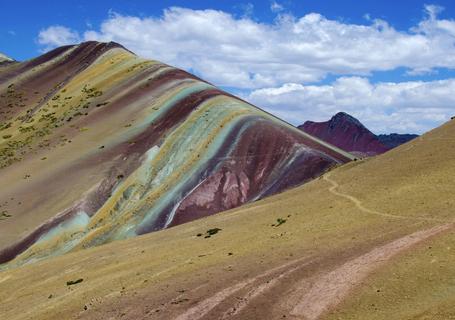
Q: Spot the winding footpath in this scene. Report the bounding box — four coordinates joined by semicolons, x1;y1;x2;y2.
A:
323;172;448;222
289;223;453;319
171;172;454;320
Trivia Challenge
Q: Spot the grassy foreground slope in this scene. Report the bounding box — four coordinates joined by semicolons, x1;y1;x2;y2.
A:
0;119;454;319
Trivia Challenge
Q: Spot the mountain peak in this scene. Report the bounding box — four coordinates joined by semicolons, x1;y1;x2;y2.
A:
329;112;364;128
79;40;132;52
37;41;134;64
299;112;419;156
299;112;389;156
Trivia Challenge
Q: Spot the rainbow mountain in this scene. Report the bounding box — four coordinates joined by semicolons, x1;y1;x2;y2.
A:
0;41;353;268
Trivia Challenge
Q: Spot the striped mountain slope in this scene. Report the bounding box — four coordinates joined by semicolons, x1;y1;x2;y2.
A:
0;41;353;268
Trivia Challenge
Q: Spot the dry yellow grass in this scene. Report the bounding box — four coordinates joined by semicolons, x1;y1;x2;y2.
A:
0;119;454;319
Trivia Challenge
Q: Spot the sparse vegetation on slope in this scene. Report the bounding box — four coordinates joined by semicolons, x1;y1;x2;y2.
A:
0;116;453;319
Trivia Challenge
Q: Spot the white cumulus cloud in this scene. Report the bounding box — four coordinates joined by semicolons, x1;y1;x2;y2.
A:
38;6;455;89
36;5;455;133
37;25;80;51
245;77;455;134
270;1;284;13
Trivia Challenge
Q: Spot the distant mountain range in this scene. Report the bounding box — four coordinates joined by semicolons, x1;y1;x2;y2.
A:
377;133;419;149
298;112;418;156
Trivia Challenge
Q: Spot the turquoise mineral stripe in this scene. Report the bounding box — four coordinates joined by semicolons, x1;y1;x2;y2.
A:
87;79;216;155
144;98;252;190
4;211;91;269
141;81;215;126
132;99;254;232
75;96;252;241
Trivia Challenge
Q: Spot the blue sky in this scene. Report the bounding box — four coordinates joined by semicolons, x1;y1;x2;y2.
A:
3;0;455;61
1;0;455;133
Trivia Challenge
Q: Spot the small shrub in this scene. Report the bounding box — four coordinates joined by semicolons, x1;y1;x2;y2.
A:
0;211;12;218
0;123;12;131
197;228;222;238
66;278;83;286
272;218;287;227
207;228;222;236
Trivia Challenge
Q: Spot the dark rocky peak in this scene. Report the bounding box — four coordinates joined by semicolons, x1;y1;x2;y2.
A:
329;112;364;129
